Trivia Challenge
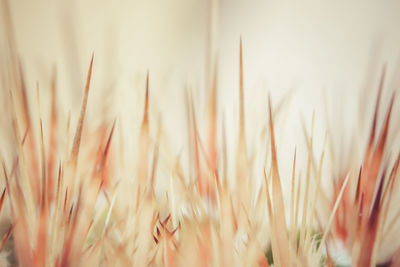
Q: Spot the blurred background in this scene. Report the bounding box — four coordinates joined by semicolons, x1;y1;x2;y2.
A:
2;0;400;201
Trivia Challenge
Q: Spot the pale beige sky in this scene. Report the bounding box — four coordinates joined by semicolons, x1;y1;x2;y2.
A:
2;0;400;202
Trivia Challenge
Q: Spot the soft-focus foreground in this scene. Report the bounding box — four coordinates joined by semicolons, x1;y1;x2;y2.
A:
1;1;400;267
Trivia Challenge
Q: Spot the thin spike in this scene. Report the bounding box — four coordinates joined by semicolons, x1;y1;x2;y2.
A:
70;54;94;166
0;188;6;214
366;65;385;156
48;67;58;201
207;59;218;176
317;171;351;255
95;120;116;178
290;148;297;244
357;172;385;267
137;71;150;189
237;37;248;167
299;114;314;250
267;95;290;266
